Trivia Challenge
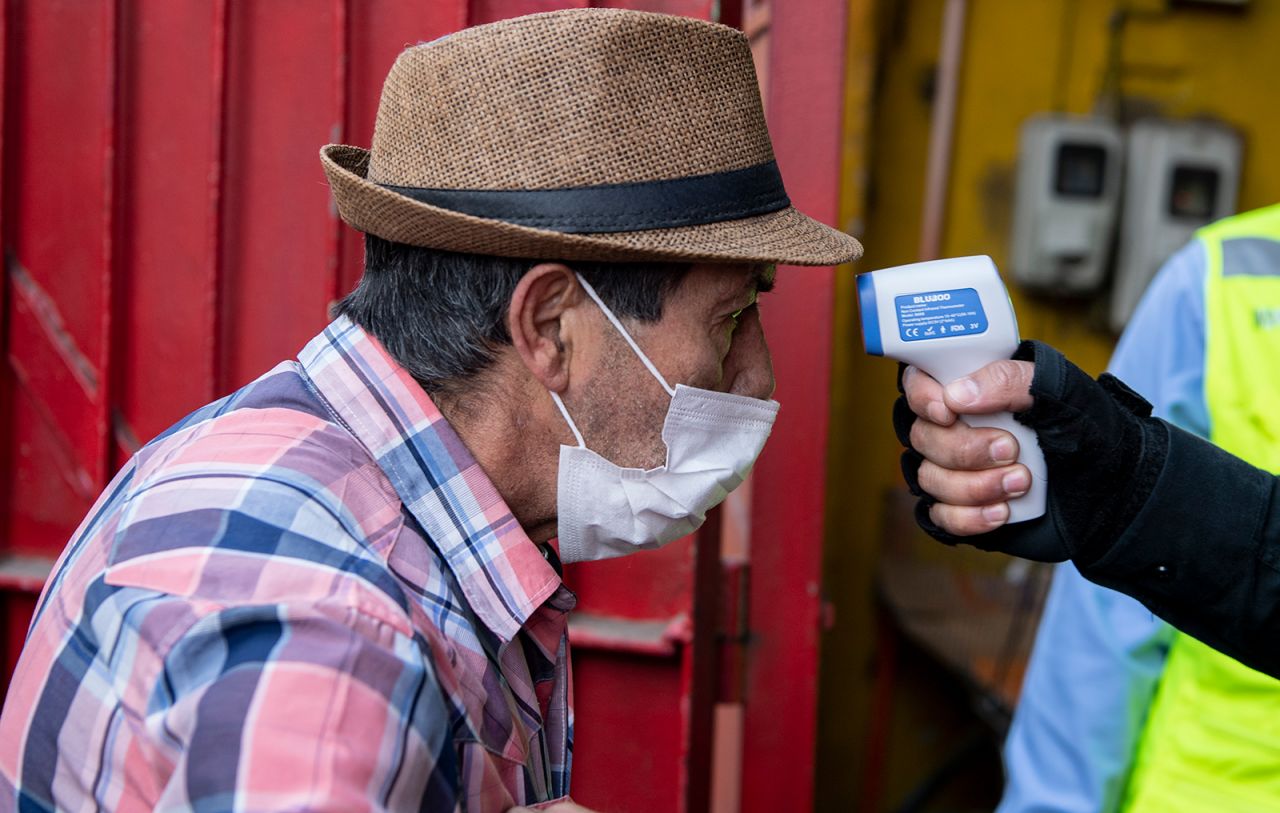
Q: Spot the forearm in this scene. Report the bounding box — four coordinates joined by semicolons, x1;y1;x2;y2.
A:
1077;421;1280;677
900;340;1280;678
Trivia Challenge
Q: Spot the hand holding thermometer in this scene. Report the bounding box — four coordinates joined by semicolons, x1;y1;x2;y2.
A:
856;255;1047;522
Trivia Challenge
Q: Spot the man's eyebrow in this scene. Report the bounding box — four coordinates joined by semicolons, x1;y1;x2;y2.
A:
722;265;776;311
750;264;777;295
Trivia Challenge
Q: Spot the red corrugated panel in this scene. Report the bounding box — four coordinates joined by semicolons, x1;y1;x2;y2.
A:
115;0;224;457
567;537;697;621
338;2;470;295
5;0;116;555
216;2;347;390
573;652;689;810
0;3;844;811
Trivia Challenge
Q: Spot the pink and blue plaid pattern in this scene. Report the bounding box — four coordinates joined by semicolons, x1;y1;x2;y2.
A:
0;317;576;812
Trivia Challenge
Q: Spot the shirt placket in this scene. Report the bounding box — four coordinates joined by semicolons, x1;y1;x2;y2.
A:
522;585;575;799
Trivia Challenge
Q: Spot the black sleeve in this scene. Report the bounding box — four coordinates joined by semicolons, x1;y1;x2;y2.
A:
898;339;1280;677
906;340;1168;565
1076;422;1280;678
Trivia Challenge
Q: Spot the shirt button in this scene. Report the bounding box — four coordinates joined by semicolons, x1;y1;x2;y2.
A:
1154;564;1174;581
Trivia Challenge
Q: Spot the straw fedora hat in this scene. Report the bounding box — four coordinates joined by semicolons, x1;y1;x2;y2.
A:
320;8;863;266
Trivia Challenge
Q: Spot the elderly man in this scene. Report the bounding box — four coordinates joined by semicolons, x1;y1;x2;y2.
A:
0;9;860;813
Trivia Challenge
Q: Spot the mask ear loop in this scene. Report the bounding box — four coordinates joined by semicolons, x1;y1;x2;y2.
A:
575;273;677;398
549;390;586;449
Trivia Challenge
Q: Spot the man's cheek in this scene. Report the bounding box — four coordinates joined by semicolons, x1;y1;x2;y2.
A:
691;355;727;391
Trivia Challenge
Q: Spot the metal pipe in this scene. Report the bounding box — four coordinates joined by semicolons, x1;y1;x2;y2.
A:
99;0;123;483
206;0;229;398
918;0;968;261
327;0;350;312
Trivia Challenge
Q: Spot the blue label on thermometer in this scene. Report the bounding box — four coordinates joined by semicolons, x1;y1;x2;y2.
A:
894;287;988;342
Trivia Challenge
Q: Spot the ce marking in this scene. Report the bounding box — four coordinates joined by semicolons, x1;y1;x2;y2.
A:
904;327;921;338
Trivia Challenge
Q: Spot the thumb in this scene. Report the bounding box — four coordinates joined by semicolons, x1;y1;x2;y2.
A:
942;359;1035;415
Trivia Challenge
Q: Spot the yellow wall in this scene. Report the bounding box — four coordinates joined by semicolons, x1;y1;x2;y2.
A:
819;0;1280;809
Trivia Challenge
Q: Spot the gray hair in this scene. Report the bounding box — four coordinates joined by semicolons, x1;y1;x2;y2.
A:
334;235;691;396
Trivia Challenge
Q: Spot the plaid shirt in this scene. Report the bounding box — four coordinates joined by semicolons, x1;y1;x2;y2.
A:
0;317;576;812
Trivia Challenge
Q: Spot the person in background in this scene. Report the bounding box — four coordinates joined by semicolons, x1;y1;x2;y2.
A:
1001;203;1280;813
0;10;862;812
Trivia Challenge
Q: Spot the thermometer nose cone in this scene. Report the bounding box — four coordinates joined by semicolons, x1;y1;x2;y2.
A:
857;273;883;356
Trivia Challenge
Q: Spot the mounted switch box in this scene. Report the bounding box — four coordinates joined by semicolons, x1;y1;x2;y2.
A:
1010;115;1123;295
1110;120;1241;331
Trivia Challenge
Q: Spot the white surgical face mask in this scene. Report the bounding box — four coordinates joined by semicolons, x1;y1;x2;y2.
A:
551;274;780;565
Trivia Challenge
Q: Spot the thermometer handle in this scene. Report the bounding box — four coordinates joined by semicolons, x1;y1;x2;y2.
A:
856;255;1047;523
958;411;1047;522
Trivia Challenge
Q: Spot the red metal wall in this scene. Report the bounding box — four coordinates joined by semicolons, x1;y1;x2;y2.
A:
0;2;847;810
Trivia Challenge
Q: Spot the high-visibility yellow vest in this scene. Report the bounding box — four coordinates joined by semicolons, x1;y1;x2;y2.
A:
1122;203;1280;813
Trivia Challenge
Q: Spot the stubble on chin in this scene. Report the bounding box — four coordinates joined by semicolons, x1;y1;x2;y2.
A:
576;330;669;470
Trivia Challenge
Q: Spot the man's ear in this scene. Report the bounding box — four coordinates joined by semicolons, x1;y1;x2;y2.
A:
507;263;582;392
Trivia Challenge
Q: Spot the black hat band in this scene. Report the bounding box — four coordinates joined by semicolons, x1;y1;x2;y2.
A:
378;160;790;234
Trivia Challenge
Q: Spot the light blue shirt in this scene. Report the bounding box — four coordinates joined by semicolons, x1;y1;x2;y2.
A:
998;241;1208;813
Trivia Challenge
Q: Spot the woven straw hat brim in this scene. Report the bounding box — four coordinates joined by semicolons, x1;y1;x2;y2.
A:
322;145;863;266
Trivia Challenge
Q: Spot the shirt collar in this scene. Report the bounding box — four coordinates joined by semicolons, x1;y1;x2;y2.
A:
298;316;560;642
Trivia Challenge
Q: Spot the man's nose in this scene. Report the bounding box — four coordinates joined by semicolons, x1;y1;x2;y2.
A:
724;309;775;400
729;364;776;400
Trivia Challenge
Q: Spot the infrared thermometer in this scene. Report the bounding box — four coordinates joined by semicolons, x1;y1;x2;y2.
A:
857;255;1047;522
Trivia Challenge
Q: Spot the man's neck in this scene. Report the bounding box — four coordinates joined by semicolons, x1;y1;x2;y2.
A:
436;376;560;544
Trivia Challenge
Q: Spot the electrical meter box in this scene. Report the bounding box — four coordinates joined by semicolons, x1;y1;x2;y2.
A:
1010;115;1123;295
1110;120;1241;332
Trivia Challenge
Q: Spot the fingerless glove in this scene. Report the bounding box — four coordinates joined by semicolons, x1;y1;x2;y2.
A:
898;340;1169;563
